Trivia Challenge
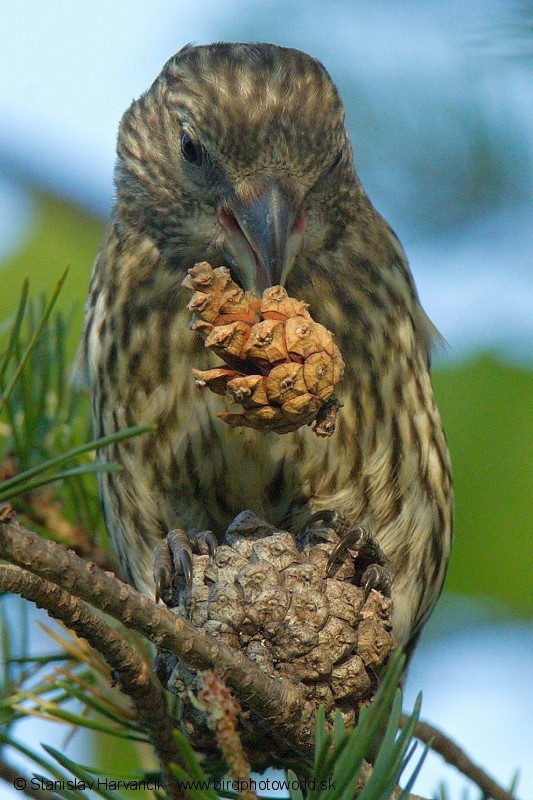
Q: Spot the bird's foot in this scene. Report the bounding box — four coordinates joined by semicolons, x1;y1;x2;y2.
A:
153;528;217;606
302;510;393;598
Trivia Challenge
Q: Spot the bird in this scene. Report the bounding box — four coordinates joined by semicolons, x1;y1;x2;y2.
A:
77;42;453;658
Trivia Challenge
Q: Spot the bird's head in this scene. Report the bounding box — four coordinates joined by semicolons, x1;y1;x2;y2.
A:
114;42;357;293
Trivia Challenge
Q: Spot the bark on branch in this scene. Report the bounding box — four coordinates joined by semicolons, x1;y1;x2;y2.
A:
0;562;185;800
0;518;314;752
403;714;520;800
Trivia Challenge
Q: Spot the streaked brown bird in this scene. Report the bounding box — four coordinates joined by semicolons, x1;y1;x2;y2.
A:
77;42;453;657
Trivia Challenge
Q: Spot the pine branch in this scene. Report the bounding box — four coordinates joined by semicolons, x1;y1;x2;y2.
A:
5;510;517;800
0;562;186;800
0;515;431;800
402;714;520;800
0;516;314;752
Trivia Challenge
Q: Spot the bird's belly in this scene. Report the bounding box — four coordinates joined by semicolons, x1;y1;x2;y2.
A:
168;391;324;535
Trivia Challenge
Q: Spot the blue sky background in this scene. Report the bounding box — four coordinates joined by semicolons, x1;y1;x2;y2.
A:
1;1;532;797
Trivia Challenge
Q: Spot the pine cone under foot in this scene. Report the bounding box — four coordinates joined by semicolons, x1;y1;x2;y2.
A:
159;511;396;769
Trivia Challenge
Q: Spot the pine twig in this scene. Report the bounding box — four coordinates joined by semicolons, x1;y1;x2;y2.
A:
0;517;314;751
0;563;186;800
196;671;257;800
25;487;117;572
401;714;521;800
0;517;436;800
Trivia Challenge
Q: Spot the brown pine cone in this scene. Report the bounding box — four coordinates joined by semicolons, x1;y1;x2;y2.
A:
182;262;345;435
162;511;396;769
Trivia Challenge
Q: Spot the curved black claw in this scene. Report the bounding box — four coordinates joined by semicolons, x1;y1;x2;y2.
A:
326;524;367;575
361;563;393;599
205;531;218;558
153;528;194;607
167;528;194;590
297;509;351;550
305;511;394;597
153;539;173;606
187;529;218;559
303;510;340;531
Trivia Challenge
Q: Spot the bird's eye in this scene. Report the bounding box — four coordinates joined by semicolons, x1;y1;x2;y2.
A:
181;132;200;164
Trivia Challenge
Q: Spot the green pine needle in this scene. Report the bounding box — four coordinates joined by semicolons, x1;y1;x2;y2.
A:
0;268;68;411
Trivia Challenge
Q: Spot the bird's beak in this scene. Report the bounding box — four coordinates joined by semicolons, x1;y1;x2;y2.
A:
218;183;305;293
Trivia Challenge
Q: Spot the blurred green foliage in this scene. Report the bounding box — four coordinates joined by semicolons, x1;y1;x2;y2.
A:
0;189;104;362
433;356;533;614
1;188;531;617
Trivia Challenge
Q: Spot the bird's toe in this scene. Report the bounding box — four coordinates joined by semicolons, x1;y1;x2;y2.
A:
302;511;394;597
153;528;216;606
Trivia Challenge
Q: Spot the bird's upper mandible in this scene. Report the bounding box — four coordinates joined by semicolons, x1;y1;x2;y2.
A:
217;179;306;292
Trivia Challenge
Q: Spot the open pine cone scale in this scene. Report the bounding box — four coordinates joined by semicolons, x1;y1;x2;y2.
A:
182;262;345;435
